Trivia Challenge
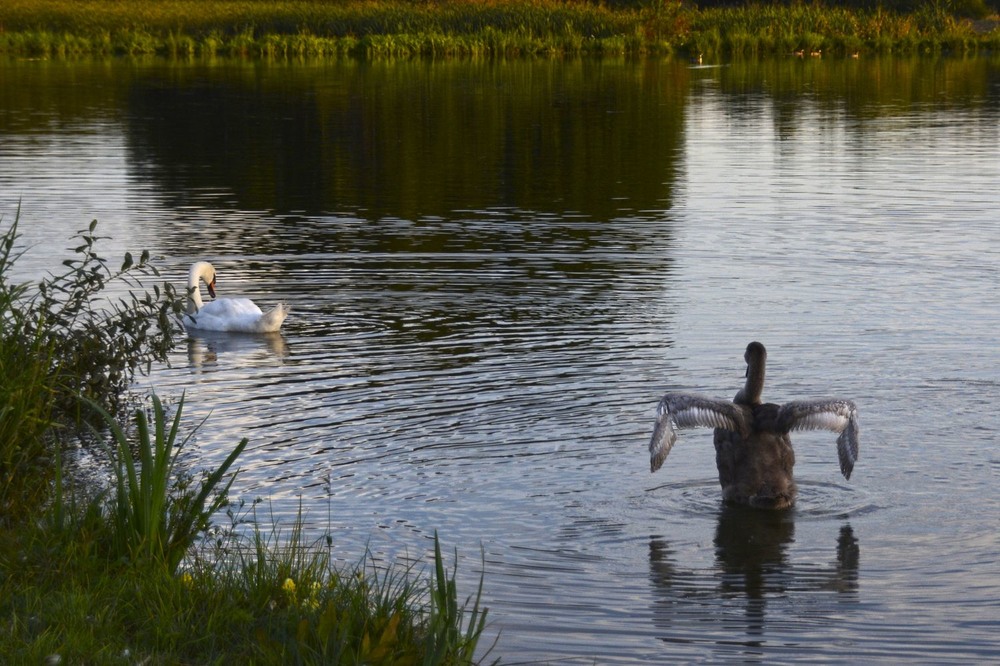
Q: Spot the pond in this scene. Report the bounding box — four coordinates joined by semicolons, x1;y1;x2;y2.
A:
2;54;999;662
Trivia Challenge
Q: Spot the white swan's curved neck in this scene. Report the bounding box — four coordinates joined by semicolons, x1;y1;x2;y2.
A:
187;261;214;314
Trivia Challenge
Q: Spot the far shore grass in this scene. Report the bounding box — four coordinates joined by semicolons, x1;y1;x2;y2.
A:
1;0;998;59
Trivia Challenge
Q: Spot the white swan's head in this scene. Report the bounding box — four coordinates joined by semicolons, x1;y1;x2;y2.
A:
189;261;217;298
186;261;219;315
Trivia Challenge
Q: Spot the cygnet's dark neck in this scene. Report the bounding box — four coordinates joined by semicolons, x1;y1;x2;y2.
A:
736;341;767;405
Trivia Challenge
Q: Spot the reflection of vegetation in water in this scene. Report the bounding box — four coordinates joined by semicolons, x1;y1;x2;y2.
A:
0;213;492;663
4;53;994;222
704;56;1000;116
2;54;994;225
123;58;686;219
1;0;997;58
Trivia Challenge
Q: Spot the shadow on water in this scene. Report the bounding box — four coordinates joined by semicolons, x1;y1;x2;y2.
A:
648;506;859;660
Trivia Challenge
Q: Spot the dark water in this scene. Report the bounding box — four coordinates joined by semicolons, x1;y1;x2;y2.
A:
2;55;999;663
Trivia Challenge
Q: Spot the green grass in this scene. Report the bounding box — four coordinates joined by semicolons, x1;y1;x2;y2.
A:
0;0;997;59
3;494;493;663
0;212;494;663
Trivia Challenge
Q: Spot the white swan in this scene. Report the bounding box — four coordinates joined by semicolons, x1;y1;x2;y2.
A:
184;261;288;333
649;342;860;509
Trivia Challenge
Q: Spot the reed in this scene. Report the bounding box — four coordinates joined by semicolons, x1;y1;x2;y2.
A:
89;393;247;573
687;2;994;57
425;532;492;663
1;0;995;58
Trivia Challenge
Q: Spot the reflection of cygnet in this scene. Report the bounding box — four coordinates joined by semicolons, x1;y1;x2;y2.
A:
184;261;288;333
648;342;860;509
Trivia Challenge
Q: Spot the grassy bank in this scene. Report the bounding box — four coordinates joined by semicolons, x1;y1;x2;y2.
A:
0;0;998;59
0;214;492;663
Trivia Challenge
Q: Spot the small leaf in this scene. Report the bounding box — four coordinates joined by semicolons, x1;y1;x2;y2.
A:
377;613;400;650
317;603;338;637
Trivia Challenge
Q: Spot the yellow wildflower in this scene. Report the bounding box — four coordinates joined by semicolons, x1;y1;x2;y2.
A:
304;581;322;611
282;577;297;602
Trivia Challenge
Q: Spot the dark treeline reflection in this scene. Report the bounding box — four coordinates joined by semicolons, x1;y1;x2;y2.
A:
4;56;996;226
124;58;688;221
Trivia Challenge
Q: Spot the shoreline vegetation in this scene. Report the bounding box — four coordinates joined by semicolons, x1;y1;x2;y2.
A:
0;0;998;60
0;214;492;663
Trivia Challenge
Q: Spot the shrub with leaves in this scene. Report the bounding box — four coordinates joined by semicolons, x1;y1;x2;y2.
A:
3;213;183;416
0;217;59;511
1;210;182;513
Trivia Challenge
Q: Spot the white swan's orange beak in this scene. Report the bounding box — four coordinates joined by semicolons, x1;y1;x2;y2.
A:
207;279;217;299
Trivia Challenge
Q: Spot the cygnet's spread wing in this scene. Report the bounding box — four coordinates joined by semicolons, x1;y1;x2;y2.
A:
649;394;749;473
778;399;860;479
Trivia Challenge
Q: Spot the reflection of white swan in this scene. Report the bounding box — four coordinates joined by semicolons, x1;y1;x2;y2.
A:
187;330;289;369
184;261;288;333
649;342;860;509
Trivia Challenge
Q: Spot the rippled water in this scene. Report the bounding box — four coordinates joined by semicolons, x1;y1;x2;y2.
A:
2;56;999;662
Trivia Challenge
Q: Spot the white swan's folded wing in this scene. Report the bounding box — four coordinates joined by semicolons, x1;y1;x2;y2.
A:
778;399;860;480
649;394;748;473
200;297;264;319
186;297;288;333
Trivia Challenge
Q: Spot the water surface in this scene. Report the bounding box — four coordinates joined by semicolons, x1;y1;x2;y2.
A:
2;55;999;663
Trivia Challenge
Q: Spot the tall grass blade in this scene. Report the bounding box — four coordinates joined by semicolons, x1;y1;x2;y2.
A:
89;392;247;572
425;531;494;664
